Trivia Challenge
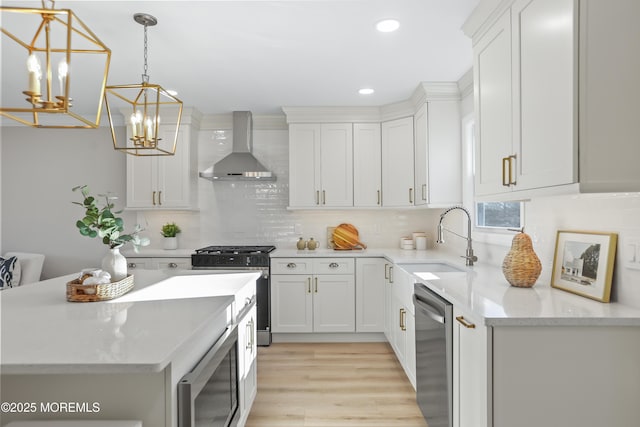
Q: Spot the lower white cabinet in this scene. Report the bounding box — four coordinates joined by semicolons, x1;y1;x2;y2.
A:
271;258;355;333
453;306;488;427
386;263;417;389
238;304;258;427
355;258;385;332
126;256;190;270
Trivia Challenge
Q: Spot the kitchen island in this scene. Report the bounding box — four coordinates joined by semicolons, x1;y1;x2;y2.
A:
0;269;260;427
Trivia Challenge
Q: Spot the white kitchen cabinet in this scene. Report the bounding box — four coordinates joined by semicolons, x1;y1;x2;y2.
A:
288;123;353;208
469;0;640;198
271;258;355;333
126;124;197;209
453;306;489;427
384;262;394;343
473;10;514;196
353;123;382;207
238;304;258;427
381;117;415;207
126;256;190;270
355;258;385;332
414;100;462;206
386;263;417;389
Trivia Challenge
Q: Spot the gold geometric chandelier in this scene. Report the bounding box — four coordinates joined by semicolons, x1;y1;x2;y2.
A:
0;1;111;128
104;13;183;156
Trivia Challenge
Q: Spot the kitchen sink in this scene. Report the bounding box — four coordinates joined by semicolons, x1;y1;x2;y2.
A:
397;262;465;273
397;262;467;282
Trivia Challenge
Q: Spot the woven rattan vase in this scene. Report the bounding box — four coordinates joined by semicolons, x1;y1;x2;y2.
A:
502;231;542;287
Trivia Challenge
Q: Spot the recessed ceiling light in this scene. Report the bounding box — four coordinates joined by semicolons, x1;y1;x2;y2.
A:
359;88;375;95
376;19;400;33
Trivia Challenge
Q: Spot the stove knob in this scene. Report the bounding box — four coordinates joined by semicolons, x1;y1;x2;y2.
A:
246;256;251;265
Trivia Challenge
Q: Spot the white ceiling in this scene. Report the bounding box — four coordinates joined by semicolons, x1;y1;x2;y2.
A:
1;0;479;117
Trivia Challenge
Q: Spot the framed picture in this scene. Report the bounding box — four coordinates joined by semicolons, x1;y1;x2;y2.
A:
551;230;618;302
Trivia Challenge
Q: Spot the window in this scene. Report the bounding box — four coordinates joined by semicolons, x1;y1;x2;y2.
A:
476;201;522;229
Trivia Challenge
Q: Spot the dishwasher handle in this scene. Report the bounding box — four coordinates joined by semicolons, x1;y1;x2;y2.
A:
413;294;446;324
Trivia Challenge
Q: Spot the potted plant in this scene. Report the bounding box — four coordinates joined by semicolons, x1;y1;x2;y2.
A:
161;222;181;250
73;185;149;280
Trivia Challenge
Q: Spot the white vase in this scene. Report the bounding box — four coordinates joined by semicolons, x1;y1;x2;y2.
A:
163;236;178;250
101;246;127;281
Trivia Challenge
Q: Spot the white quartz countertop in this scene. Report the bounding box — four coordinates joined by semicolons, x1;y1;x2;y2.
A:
273;247;640;326
0;270;260;375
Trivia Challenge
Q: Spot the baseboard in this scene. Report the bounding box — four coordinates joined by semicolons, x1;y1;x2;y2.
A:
271;332;387;343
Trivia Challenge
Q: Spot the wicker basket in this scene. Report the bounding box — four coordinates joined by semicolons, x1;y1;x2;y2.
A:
66;274;134;302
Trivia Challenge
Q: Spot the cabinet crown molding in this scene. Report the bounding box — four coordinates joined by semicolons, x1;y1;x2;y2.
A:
284;82;461;123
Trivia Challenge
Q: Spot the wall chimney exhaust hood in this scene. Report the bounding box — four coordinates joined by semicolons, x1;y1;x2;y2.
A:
199;111;276;181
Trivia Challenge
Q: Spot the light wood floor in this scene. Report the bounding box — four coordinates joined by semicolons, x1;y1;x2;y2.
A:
245;342;428;427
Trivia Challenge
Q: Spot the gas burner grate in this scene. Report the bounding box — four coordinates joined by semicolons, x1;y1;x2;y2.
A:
195;245;276;255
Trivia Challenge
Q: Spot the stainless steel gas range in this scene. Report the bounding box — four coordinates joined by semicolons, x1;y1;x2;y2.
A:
191;245;276;346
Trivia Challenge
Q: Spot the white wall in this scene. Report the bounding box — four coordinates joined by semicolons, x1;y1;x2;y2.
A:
0;126;133;278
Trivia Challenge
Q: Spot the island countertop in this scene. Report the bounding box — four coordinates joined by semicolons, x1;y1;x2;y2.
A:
0;269;260;375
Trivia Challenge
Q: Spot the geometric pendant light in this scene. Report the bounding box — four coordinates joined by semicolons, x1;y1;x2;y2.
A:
104;13;183;156
0;1;111;128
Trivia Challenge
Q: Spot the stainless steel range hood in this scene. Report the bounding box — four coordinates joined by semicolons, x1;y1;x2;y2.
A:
199;111;276;181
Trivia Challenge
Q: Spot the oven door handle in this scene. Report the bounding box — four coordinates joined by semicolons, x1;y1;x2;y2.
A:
413;294;446;324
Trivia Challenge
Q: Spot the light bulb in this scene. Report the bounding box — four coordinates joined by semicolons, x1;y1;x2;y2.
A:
26;54;42;94
58;60;68;97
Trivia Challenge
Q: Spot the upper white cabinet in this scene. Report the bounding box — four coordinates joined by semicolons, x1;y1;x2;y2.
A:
578;0;640;192
288;123;353;208
283;84;463;209
414;98;462;206
353;123;382;207
467;0;640;198
381;116;415;207
473;10;513;196
126;123;198;210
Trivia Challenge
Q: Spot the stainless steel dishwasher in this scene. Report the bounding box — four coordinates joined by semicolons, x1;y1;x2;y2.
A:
413;282;453;427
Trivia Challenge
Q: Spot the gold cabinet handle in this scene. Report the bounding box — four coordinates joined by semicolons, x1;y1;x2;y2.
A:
307;277;311;293
127;262;138;269
508;154;517;185
377;189;381;205
422;184;427;201
287;262;297;269
314;277;318;293
316;190;320;205
389;266;394;283
409;188;413;204
400;308;406;331
152;191;157;205
158;190;162;206
384;263;389;280
168;262;178;268
502;157;510;186
322;190;326;205
456;315;476;329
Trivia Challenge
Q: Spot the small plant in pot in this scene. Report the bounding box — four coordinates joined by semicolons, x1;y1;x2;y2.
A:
161;222;181;250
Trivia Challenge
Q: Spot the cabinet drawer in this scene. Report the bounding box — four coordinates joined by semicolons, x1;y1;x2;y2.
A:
153;258;191;270
313;258;355;274
127;257;152;269
271;258;313;275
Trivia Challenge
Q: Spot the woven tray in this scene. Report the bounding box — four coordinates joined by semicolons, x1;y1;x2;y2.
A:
66;274;134;302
